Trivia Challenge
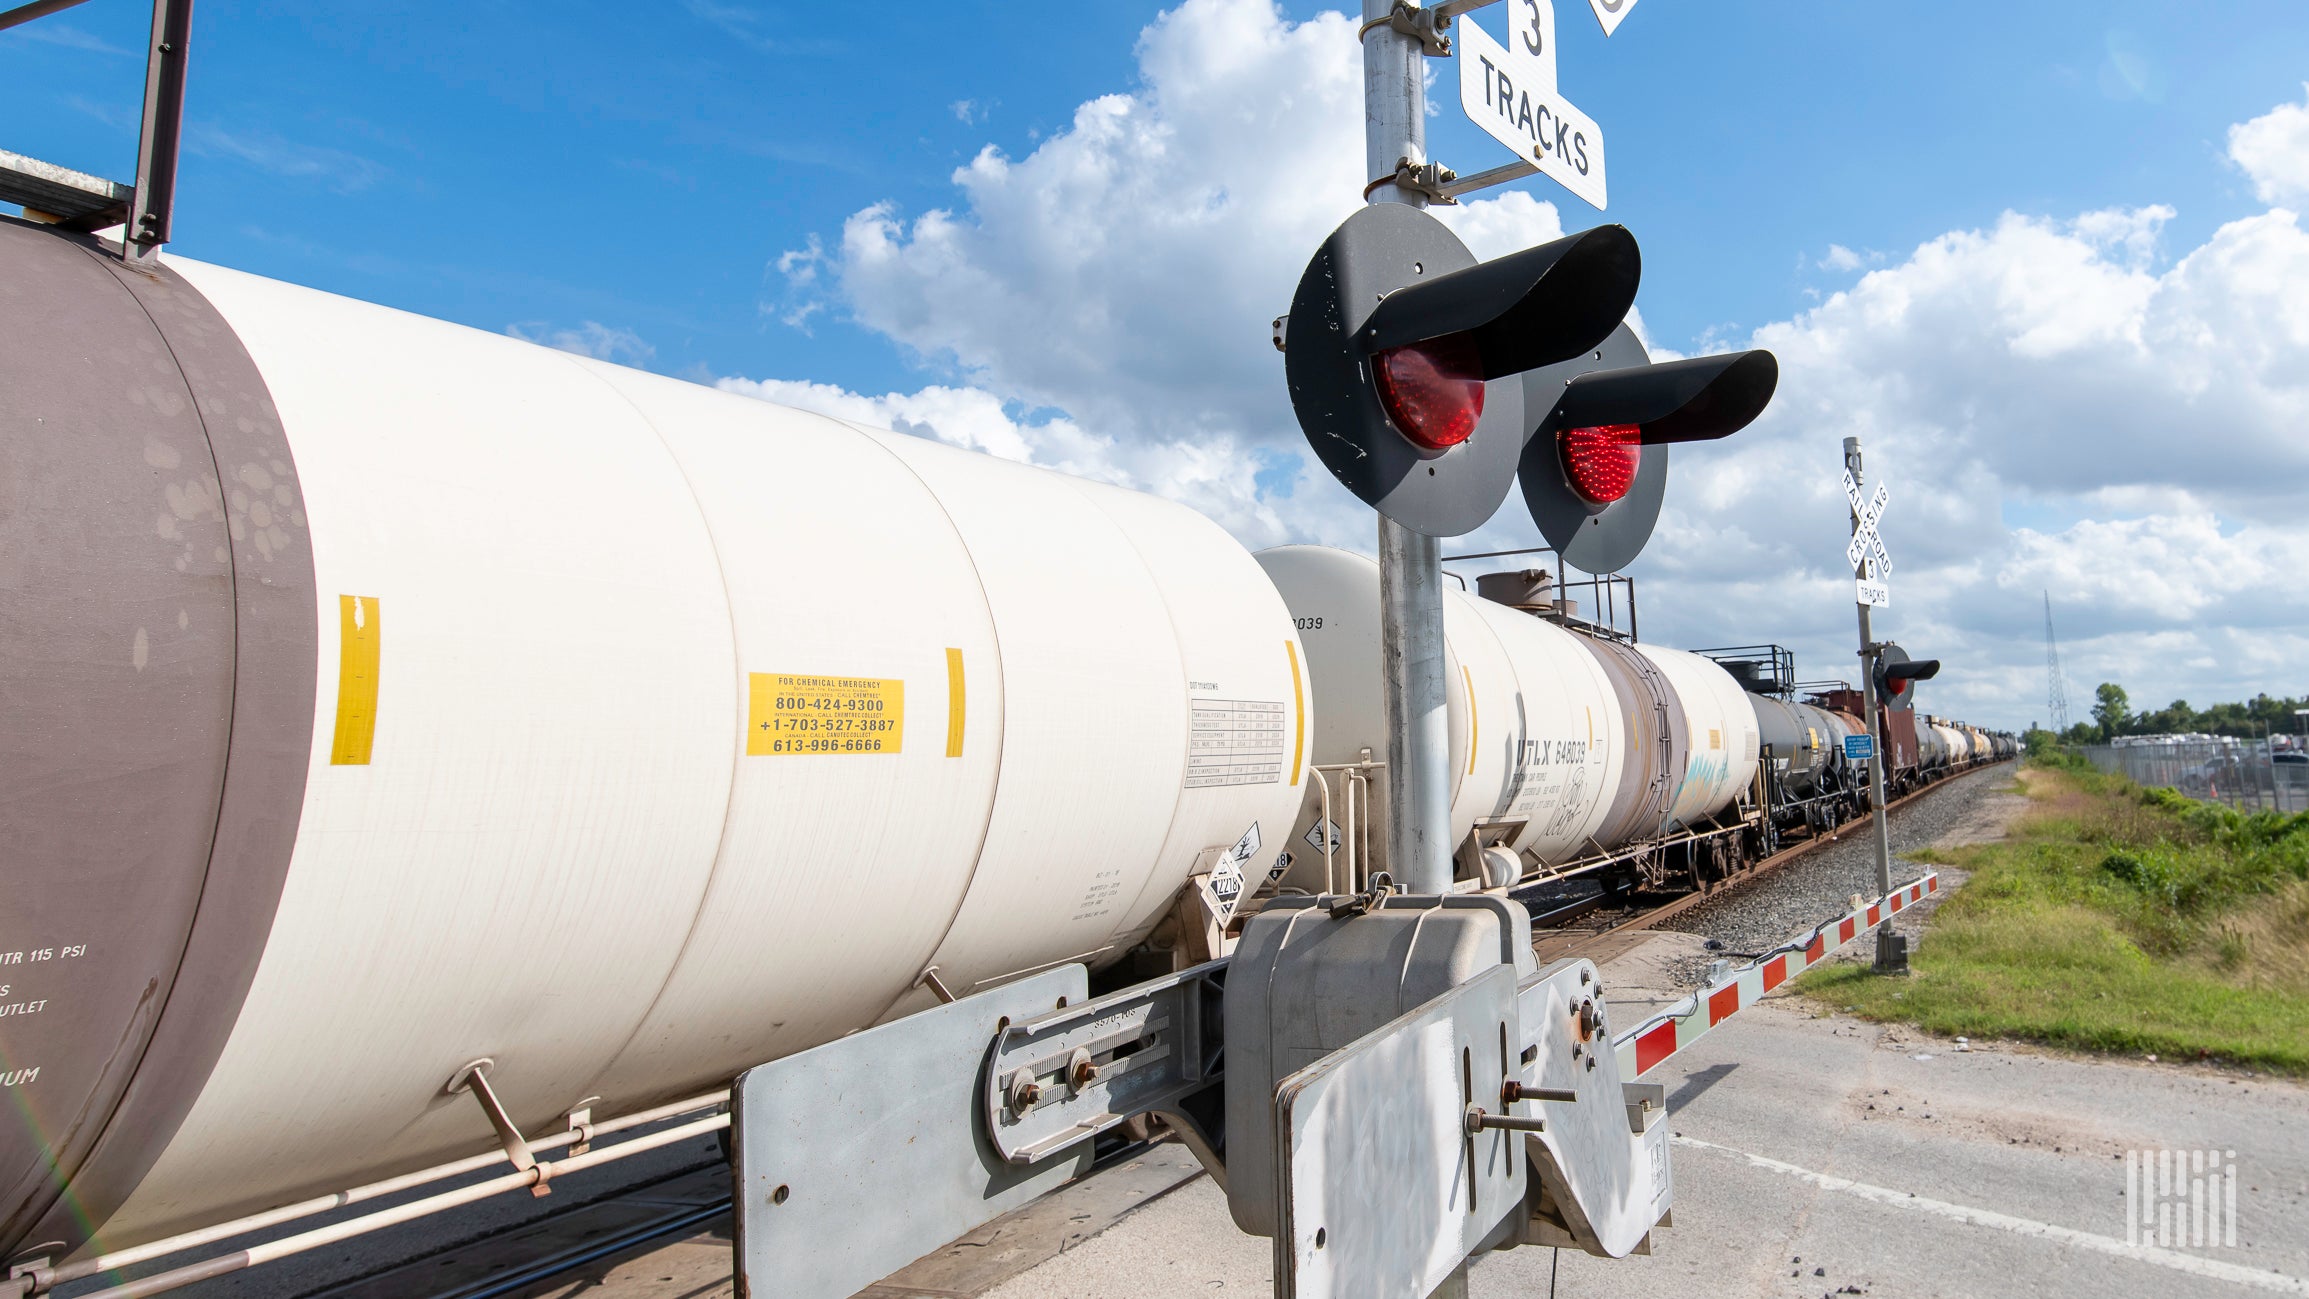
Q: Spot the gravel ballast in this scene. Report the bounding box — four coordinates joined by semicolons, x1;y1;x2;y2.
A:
1651;764;2019;985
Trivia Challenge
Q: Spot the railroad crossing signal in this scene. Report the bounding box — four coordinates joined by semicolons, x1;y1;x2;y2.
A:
1843;470;1891;575
1519;330;1777;572
1873;642;1940;712
1278;205;1779;551
1277;204;1638;537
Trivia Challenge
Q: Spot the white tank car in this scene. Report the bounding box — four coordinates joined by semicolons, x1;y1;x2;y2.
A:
2;231;1310;1254
1252;546;1758;891
1633;645;1761;833
1252;546;1628;888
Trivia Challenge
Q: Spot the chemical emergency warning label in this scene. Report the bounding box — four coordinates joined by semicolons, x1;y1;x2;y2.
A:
1186;699;1288;787
747;673;903;756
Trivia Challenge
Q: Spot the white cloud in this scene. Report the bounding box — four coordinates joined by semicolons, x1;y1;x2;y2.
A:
1994;510;2309;623
1818;244;1865;272
733;0;1563;550
717;7;2309;731
507;321;656;364
2229;84;2309;204
187;124;386;193
1620;187;2309;726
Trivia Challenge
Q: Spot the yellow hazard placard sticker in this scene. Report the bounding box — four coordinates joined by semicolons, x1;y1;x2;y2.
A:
748;673;903;756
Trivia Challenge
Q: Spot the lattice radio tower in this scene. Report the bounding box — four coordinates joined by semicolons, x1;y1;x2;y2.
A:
2044;590;2072;733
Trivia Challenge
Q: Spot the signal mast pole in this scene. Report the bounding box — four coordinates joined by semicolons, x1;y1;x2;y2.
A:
1363;0;1456;899
1364;8;1466;1296
1845;436;1902;975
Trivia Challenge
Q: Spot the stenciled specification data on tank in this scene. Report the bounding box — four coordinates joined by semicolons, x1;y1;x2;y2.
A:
1185;698;1288;787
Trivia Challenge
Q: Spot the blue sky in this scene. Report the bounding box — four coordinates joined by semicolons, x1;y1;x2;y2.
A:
9;1;2309;730
9;1;2302;385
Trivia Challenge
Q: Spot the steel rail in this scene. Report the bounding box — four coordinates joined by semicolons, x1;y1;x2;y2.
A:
417;1197;733;1299
408;1131;1168;1299
1543;760;2008;959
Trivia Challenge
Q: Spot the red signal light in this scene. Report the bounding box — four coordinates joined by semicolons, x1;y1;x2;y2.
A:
1373;334;1484;451
1558;423;1641;503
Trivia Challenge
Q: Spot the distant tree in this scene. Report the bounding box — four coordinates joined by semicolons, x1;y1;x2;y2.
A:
2132;698;2194;735
2092;682;2131;740
2064;720;2102;746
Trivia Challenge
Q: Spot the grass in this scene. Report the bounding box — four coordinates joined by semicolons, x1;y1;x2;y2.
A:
1799;756;2309;1074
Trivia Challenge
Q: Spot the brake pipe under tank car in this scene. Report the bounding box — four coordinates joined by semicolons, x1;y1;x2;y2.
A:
0;220;1312;1259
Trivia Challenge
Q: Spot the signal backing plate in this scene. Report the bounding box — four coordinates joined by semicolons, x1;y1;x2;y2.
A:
1518;323;1663;574
1284;205;1527;538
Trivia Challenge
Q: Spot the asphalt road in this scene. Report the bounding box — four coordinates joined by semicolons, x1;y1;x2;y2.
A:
977;1000;2309;1299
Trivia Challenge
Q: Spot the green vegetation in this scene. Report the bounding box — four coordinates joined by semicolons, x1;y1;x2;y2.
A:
1801;757;2309;1073
2040;681;2309;745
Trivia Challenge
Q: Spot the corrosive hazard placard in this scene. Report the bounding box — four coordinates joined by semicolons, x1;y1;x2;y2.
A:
1205;822;1261;924
748;673;903;756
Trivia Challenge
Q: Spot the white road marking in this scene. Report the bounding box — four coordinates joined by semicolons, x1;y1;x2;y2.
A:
1673;1135;2309;1295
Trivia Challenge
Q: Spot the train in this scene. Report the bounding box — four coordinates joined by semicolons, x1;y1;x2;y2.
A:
0;217;2011;1266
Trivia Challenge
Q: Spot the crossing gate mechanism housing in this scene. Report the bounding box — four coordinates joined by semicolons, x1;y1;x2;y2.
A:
731;891;1673;1299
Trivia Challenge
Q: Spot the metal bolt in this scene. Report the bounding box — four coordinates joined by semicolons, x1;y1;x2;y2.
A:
1005;1068;1043;1114
1071;1059;1099;1088
1465;1104;1546;1136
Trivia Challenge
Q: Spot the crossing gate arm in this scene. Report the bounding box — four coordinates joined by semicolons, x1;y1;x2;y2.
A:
1612;872;1940;1078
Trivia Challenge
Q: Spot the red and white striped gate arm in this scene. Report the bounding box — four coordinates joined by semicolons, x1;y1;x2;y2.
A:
1612;872;1940;1079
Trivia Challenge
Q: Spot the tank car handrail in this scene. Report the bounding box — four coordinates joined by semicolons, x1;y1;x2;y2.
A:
41;1112;731;1299
1306;767;1337;893
16;1089;731;1295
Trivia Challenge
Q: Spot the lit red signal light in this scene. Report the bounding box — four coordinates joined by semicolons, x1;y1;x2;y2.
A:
1557;423;1641;503
1373;334;1484;451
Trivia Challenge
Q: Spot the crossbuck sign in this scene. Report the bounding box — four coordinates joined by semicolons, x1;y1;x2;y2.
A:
1843;470;1891;576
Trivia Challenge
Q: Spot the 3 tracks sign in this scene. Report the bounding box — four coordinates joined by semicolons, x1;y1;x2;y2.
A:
1456;0;1609;209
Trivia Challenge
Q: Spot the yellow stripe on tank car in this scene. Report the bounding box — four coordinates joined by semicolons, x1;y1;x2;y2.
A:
944;647;966;758
330;595;381;766
1464;665;1479;775
1286;640;1306;786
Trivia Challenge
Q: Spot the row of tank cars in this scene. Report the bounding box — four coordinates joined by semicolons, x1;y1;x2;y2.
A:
2;218;2011;1270
1249;550;2018;926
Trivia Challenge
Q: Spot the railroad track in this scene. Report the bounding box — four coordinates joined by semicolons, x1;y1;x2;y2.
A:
390;1131;1163;1299
1533;762;2005;962
417;1190;731;1299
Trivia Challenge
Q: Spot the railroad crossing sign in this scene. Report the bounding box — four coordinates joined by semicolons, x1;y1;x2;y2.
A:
1587;0;1641;37
1457;0;1609;209
1842;470;1891;576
